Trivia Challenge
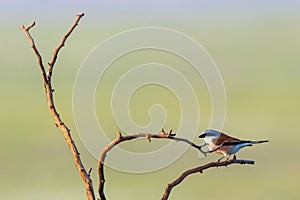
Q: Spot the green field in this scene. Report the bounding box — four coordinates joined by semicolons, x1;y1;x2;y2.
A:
1;2;300;200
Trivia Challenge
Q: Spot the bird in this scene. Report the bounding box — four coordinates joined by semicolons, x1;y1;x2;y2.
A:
199;129;268;162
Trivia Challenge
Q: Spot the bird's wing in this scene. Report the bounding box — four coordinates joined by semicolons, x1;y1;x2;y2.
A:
213;132;241;146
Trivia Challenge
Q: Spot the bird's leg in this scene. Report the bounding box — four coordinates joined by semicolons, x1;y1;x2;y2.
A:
226;154;236;161
232;154;237;160
217;156;225;162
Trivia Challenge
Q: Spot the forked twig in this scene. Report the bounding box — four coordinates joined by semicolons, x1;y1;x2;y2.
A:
21;13;95;200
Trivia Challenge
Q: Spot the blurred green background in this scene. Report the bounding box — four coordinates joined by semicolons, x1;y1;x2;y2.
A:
1;1;300;199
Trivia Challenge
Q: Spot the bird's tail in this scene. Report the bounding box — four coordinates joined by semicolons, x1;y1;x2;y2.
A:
252;140;269;144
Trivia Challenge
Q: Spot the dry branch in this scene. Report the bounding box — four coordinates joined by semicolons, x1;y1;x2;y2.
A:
47;13;84;81
161;159;254;200
21;13;96;200
98;129;208;200
21;21;47;84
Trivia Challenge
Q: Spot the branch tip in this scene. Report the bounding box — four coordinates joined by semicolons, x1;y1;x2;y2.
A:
21;21;36;31
116;131;122;139
77;13;85;17
47;12;85;81
167;129;176;137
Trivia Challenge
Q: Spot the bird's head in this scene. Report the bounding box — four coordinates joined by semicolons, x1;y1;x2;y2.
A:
199;129;222;139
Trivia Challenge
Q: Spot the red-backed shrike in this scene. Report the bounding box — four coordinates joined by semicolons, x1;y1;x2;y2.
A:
199;129;268;161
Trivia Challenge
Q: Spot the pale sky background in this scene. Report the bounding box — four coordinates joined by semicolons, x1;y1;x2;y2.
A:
1;1;300;24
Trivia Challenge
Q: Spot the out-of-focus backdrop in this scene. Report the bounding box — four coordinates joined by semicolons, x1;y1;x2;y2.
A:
1;1;299;199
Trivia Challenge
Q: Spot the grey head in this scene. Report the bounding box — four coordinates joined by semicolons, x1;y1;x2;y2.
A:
199;129;222;138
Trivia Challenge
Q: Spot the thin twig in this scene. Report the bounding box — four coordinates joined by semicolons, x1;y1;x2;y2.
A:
21;21;47;85
161;159;255;200
47;13;84;81
97;129;207;200
21;13;95;200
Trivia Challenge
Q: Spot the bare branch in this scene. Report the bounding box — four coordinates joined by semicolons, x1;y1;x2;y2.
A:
21;21;47;85
97;130;208;200
21;13;95;200
47;13;84;81
161;159;255;200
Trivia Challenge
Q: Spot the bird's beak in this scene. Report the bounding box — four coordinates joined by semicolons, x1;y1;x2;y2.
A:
199;133;206;138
